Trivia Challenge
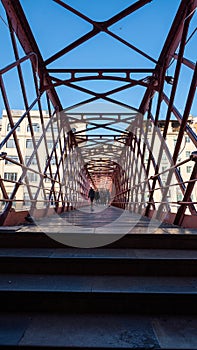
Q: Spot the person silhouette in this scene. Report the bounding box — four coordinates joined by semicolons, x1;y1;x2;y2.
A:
95;189;100;204
88;186;95;211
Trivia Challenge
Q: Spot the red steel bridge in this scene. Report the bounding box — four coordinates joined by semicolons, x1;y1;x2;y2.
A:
0;0;197;229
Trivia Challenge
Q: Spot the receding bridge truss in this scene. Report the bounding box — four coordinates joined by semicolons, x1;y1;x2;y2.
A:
0;0;197;227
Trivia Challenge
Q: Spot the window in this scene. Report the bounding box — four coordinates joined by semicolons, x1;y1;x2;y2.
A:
7;123;20;132
162;154;167;161
51;157;56;165
26;139;33;148
52;125;59;134
7;123;11;131
6;139;15;148
186;151;190;158
27;172;38;182
23;193;31;206
5;156;18;165
27;123;40;133
46;156;56;165
25;156;37;165
186;166;192;173
4;172;17;181
47;140;53;149
177;193;182;202
26;139;38;149
185;136;190;143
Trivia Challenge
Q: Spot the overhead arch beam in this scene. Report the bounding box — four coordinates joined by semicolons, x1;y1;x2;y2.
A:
1;0;63;110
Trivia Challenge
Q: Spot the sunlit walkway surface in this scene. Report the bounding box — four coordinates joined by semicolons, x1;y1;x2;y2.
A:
21;205;172;232
16;205;196;249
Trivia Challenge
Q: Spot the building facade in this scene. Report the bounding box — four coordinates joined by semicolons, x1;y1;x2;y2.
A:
0;110;86;212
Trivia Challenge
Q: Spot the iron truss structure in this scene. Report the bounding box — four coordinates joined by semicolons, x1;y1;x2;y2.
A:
0;0;197;227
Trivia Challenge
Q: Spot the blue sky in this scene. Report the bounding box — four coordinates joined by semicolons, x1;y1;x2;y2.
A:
0;0;197;117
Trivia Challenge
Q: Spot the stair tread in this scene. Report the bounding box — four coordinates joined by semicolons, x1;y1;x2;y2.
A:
0;274;197;293
2;311;197;348
0;248;197;259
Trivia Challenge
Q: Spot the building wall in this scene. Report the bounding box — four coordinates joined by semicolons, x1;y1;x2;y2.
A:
160;118;196;203
0;110;87;212
148;117;197;213
0;110;50;211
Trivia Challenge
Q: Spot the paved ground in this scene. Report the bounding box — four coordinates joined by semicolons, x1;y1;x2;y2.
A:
0;312;197;348
16;205;197;234
1;205;197;236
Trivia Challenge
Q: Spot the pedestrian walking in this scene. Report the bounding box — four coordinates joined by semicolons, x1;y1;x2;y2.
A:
88;186;95;211
95;189;100;204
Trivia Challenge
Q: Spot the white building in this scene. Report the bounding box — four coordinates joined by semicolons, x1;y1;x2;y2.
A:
0;110;86;212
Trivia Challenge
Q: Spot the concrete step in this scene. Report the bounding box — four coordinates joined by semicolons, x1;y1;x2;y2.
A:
1;230;197;249
0;248;197;276
0;247;197;348
0;311;197;349
0;273;197;314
